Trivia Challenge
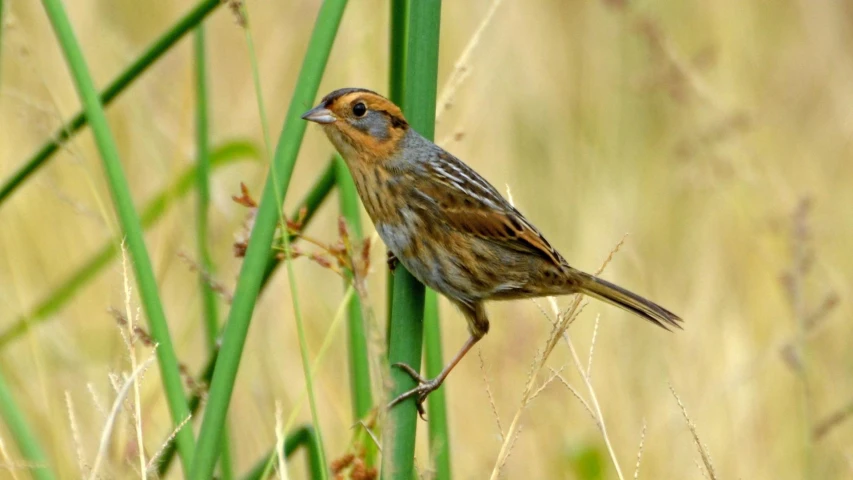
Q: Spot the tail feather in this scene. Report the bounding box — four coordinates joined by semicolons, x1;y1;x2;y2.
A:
576;272;682;330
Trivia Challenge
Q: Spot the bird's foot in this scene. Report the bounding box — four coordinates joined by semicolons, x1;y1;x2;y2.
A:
388;363;443;420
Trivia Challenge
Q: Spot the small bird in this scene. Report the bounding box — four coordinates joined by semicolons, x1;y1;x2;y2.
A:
303;88;681;415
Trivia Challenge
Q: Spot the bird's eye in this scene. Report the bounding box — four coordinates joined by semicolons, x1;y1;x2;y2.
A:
352;102;367;117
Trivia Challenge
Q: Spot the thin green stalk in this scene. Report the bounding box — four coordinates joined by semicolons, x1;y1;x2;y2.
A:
156;345;219;477
189;2;348;478
241;2;333;477
335;156;373;420
40;0;195;473
239;3;330;477
382;271;425;480
194;26;218;353
385;0;408;348
0;0;222;206
388;0;408;111
0;368;55;480
157;168;336;477
423;290;450;479
381;1;444;478
0;141;259;349
194;26;234;480
241;426;324;480
403;5;450;476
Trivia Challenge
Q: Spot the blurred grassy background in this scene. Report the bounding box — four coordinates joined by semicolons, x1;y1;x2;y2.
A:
2;0;852;478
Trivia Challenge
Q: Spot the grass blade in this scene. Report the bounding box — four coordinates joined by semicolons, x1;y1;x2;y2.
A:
194;26;234;480
241;426;324;480
194;25;218;353
381;2;443;478
155;168;336;477
0;0;222;207
235;4;331;475
0;141;259;349
335;155;374;421
189;2;349;478
385;0;408;349
0;368;55;480
39;0;195;472
423;289;450;479
388;0;408;105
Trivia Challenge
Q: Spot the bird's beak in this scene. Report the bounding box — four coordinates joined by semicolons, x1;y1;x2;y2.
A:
301;105;337;124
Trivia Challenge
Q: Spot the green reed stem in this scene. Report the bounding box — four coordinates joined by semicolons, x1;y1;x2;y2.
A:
0;141;259;350
40;0;196;473
335;155;374;421
0;0;221;207
403;3;450;474
240;3;330;478
194;26;218;353
381;1;443;478
388;0;408;105
156;167;336;477
189;2;348;477
241;426;324;480
423;289;450;479
385;0;408;349
0;368;55;480
194;26;234;480
156;345;219;477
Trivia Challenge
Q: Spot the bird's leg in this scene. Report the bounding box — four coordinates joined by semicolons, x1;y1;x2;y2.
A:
388;334;481;419
387;250;398;272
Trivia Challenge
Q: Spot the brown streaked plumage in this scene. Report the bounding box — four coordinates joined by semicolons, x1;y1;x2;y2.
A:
303;88;682;415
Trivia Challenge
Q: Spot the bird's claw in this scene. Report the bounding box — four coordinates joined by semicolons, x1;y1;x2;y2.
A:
388;363;441;420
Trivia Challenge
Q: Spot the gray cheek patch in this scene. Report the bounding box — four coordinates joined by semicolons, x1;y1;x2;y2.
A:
352;113;391;142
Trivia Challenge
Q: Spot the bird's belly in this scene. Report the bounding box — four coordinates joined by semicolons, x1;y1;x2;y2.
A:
375;219;537;303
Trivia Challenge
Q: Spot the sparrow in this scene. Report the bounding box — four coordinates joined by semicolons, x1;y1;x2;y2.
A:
302;88;681;414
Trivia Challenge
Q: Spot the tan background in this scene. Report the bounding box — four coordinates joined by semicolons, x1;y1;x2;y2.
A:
1;0;852;478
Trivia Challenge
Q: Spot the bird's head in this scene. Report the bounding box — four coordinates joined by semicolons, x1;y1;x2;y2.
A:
302;88;410;162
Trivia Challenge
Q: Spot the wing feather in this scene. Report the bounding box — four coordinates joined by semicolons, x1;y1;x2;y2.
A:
414;151;565;267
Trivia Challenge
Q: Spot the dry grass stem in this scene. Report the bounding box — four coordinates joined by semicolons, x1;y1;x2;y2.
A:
814;397;853;440
145;413;193;474
554;371;595;421
0;434;22;480
528;364;564;402
669;384;717;480
434;0;504;123
275;401;290;480
478;349;504;440
490;236;626;479
86;383;108;419
89;353;157;480
64;391;86;477
177;251;235;304
354;418;382;452
281;285;356;433
633;419;646;480
586;314;600;378
488;294;583;480
119;243;147;479
563;324;624;480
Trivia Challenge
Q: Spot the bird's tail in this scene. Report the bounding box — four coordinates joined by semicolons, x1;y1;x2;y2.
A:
575;271;682;330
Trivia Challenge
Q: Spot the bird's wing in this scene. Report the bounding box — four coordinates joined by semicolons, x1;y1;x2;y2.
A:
414;151;566;268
